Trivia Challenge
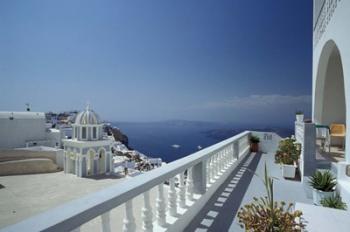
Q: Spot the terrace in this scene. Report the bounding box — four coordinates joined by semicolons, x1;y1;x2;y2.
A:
1;128;349;232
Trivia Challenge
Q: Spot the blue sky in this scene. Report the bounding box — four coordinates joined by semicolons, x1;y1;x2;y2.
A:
0;0;312;126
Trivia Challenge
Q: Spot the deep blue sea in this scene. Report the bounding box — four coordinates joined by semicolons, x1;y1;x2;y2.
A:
113;121;293;163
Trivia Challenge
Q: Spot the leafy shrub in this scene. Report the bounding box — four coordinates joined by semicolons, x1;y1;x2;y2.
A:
320;195;347;210
295;111;303;115
309;170;336;192
250;135;260;144
274;138;299;165
237;164;305;231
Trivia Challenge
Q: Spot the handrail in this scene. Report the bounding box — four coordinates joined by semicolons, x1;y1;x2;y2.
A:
1;131;251;232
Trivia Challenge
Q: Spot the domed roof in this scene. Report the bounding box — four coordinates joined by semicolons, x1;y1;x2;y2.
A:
75;105;101;125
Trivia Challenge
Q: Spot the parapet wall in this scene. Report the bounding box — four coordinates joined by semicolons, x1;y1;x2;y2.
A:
0;149;63;176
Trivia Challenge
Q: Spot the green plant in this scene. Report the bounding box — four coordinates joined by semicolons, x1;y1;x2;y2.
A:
309;170;336;192
295;111;303;115
237;164;305;231
250;135;260;144
274;139;299;165
320;195;347;210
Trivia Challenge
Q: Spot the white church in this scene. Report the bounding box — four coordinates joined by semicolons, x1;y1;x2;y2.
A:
63;106;113;177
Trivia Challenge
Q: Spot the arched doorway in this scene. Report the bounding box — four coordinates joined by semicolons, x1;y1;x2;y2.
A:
314;40;346;159
87;149;95;175
98;148;106;174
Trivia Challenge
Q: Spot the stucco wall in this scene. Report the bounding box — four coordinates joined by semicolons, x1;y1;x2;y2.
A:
0;114;47;149
313;0;350;162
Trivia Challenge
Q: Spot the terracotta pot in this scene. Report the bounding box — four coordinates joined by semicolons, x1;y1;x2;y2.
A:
250;143;259;152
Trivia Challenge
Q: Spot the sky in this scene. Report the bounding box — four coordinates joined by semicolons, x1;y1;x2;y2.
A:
0;0;313;126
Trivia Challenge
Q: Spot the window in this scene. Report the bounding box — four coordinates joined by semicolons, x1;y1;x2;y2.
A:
82;127;87;139
75;127;78;139
93;127;97;139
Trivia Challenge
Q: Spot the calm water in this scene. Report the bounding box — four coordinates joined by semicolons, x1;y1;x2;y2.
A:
113;121;293;163
113;121;223;163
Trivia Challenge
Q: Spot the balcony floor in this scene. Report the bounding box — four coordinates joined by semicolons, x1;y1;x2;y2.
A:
184;152;261;232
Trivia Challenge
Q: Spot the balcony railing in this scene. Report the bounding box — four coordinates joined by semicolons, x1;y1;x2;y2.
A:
313;0;341;47
1;131;251;232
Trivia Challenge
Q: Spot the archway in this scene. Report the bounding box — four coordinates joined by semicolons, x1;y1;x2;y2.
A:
87;149;95;175
314;40;346;158
98;148;106;174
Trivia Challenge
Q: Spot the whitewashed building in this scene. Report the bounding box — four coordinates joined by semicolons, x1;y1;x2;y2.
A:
312;0;350;204
0;111;61;148
63;106;113;177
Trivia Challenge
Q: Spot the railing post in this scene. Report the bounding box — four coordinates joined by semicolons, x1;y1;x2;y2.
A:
233;140;239;159
101;211;111;232
168;177;177;216
178;172;186;208
123;200;136;232
142;191;153;232
156;183;166;227
206;160;211;185
192;160;206;194
186;167;194;201
210;156;215;183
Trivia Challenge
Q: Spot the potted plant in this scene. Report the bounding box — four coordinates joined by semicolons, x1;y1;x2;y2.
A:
309;170;336;205
295;111;304;122
238;164;305;231
320;194;347;210
250;135;260;152
275;138;299;179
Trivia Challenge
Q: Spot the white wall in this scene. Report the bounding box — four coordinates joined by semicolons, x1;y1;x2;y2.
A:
313;0;350;162
0;112;47;149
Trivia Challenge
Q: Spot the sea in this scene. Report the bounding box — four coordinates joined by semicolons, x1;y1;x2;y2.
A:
113;120;293;163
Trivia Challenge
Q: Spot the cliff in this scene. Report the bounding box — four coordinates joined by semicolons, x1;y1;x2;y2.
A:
104;125;129;148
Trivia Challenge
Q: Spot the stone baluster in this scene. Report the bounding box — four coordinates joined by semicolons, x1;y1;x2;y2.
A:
123;200;136;232
101;211;111;232
186;167;194;201
178;172;186;208
210;156;215;182
214;154;219;177
156;183;166;227
142;191;153;232
206;159;210;185
156;183;166;226
219;151;223;173
168;177;177;216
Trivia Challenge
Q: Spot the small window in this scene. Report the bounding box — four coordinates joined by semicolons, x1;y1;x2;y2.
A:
82;127;87;139
75;127;78;139
93;127;97;139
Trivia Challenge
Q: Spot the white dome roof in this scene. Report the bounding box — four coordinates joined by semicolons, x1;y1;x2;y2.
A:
75;106;101;125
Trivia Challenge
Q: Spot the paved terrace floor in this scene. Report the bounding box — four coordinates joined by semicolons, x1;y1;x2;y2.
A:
0;172;129;229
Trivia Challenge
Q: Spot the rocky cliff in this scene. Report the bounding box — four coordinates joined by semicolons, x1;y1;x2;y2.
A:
104;125;129;147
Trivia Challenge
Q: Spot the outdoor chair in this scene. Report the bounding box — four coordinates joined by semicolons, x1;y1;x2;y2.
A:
330;123;346;150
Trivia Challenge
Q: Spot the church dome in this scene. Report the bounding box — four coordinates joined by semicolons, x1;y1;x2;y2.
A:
75;106;101;125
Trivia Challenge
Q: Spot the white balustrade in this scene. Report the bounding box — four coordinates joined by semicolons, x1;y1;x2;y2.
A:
168;177;177;216
101;211;111;232
186;167;194;201
206;159;211;185
142;191;153;232
3;131;251;232
156;183;166;227
210;156;215;183
123;200;136;232
178;172;186;208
